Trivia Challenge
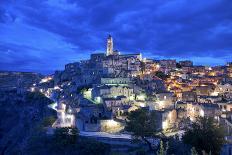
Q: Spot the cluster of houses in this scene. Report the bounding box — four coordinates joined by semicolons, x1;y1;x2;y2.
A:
35;35;232;134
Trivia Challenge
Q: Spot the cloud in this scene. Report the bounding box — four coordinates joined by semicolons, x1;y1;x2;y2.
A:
0;0;232;73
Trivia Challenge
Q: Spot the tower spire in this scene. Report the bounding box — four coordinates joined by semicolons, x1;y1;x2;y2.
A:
106;35;113;56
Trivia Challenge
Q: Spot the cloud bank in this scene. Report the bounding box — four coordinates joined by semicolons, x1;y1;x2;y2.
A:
0;0;232;74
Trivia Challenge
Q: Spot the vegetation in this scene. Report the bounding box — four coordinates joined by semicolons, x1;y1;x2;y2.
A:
157;140;169;155
76;85;92;94
27;127;111;155
53;127;79;146
0;90;55;154
191;147;198;155
176;63;182;68
155;71;169;80
125;108;160;152
167;137;191;155
26;91;52;103
42;116;56;127
183;117;226;155
140;61;146;74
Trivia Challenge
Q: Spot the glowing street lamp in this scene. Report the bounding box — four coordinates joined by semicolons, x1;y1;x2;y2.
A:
200;109;204;117
139;103;145;107
162;120;168;130
137;94;146;101
106;120;118;130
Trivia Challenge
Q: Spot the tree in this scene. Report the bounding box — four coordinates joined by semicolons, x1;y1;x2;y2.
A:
183;117;226;155
157;140;169;155
27;128;110;155
42;116;56;127
191;147;198;155
155;71;169;80
125;108;160;152
53;127;79;146
176;63;182;68
140;61;146;74
157;140;165;155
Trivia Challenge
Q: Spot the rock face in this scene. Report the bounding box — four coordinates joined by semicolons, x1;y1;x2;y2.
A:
0;89;54;154
0;71;43;90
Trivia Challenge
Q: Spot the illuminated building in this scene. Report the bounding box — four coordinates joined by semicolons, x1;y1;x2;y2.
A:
217;101;232;112
155;109;177;131
181;91;197;102
186;103;220;121
155;92;175;110
91;85;134;103
197;95;222;103
106;35;113;56
179;60;193;67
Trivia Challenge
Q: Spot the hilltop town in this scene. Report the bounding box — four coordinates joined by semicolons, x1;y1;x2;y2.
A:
34;35;232;133
1;35;232;154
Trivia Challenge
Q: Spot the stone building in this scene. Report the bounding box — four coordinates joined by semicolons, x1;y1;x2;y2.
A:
155;92;175;110
181;91;197;102
195;85;215;96
91;85;134;103
155;109;177;131
179;60;193;67
186;103;220;121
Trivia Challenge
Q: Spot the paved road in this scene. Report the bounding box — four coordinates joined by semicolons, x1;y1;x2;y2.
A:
80;131;132;139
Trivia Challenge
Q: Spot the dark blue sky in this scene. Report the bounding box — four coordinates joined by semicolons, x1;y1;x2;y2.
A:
0;0;232;74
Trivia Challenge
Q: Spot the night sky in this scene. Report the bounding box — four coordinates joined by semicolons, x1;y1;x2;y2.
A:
0;0;232;74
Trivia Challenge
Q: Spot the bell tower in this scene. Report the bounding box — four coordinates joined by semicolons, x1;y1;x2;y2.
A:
106;35;113;56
